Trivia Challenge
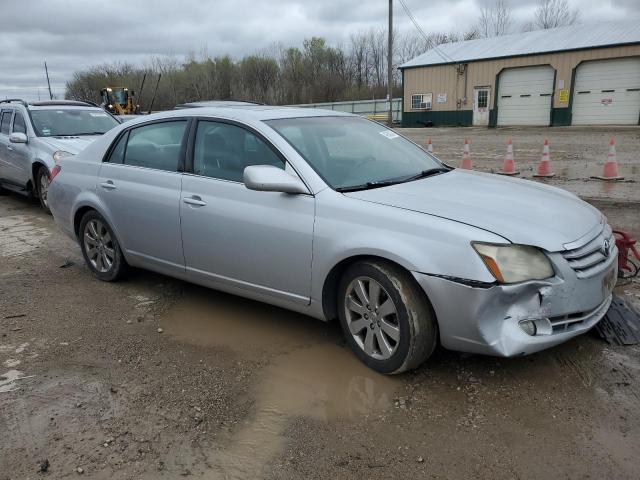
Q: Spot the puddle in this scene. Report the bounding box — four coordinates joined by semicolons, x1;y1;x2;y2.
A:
163;290;330;354
162;289;399;479
0;215;50;257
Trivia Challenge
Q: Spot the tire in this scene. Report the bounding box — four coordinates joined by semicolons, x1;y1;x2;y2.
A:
337;260;438;374
35;166;51;214
78;211;128;282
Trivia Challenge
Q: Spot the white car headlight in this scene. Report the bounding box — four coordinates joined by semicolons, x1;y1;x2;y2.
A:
472;243;554;284
53;150;74;162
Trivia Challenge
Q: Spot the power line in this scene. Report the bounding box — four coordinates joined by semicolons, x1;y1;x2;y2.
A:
397;0;455;63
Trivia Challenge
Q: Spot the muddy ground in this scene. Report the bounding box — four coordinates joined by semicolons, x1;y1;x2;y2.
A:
1;126;640;479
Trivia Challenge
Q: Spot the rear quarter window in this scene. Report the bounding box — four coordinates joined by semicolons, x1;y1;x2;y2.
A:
106;132;129;164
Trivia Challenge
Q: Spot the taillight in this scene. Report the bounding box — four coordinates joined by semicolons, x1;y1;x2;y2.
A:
49;164;62;182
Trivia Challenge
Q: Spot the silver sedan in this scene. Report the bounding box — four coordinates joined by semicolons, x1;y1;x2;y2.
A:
47;106;618;373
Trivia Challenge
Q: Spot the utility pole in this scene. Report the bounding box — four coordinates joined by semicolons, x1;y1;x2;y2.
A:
44;61;53;100
387;0;393;127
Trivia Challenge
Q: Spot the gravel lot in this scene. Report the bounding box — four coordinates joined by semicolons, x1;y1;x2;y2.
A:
401;125;640;204
1;127;640;479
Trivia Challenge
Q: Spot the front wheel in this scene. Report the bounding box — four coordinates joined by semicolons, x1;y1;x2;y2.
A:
79;211;128;282
36;166;51;214
338;260;438;374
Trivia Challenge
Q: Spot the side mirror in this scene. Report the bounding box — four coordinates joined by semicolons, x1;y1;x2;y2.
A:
9;132;27;144
243;165;308;194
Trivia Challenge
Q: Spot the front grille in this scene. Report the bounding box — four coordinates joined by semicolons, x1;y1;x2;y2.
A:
562;224;614;278
549;311;588;332
549;295;612;333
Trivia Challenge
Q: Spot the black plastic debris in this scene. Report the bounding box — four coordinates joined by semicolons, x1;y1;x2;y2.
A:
38;458;50;473
595;295;640;345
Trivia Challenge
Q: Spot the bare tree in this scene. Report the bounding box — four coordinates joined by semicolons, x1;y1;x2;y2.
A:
463;27;482;41
349;31;371;90
534;0;579;29
68;22;512;109
477;0;512;37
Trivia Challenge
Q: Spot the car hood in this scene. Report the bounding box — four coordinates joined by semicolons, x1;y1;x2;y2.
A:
40;135;101;154
343;170;600;252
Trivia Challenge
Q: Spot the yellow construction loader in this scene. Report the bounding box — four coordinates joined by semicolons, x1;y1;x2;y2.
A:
100;87;139;115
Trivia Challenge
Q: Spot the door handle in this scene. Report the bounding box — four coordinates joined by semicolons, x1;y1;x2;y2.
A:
100;180;116;190
183;196;206;207
6;145;13;151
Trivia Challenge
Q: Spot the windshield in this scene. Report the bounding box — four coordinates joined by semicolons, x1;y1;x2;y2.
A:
31;109;119;137
266;116;444;190
110;89;127;104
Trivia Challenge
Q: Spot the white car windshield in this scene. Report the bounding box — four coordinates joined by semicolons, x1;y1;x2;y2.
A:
266;116;446;191
31;109;119;137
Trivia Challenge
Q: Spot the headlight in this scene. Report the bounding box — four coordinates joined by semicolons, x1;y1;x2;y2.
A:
53;151;74;163
472;243;554;284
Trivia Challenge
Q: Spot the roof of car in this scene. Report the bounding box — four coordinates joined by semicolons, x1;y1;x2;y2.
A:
121;105;352;127
174;100;263;109
27;100;103;110
29;100;99;107
0;99;104;111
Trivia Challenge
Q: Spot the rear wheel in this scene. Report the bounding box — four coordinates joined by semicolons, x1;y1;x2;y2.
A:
338;260;438;374
36;166;51;214
79;211;128;281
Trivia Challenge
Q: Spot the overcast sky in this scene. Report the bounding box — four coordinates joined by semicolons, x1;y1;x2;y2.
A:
0;0;637;101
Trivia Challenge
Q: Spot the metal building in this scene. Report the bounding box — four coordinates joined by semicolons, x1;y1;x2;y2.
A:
399;20;640;127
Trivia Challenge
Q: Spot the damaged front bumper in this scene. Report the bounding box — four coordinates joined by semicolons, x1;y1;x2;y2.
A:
413;249;618;357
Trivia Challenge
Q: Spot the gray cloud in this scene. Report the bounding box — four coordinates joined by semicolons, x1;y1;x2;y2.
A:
0;0;636;101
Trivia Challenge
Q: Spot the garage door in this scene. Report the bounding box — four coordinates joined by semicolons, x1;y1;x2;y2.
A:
497;66;554;126
572;57;640;125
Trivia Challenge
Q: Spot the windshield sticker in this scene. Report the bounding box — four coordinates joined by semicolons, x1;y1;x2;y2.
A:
379;130;399;139
42;128;51;136
89;112;108;117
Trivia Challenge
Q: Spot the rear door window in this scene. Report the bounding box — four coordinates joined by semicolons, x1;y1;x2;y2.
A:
0;110;12;135
123;121;188;172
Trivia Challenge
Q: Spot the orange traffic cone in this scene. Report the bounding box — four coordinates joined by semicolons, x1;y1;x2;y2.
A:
533;139;555;178
461;138;473;170
497;138;519;175
427;137;434;154
592;138;624;181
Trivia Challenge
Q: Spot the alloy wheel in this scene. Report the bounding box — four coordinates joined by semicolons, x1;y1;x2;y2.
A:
38;170;49;208
83;219;115;273
344;276;400;360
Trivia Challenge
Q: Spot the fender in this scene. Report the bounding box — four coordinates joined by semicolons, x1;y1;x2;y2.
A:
70;191;133;265
309;190;508;313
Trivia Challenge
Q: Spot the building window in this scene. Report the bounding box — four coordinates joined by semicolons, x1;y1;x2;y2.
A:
477;90;488;108
411;93;432;110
